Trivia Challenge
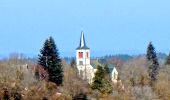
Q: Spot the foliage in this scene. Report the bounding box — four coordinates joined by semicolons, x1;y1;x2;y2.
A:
91;65;105;91
73;93;87;100
91;65;113;95
70;58;76;69
0;57;79;100
120;57;158;99
104;64;111;81
1;51;170;99
104;64;110;75
38;36;63;85
63;61;89;99
146;42;159;84
154;65;170;99
165;53;170;65
146;42;156;61
34;67;40;81
121;57;150;86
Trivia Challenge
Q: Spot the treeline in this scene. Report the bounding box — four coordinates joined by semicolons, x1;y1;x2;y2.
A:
0;36;170;100
64;52;168;65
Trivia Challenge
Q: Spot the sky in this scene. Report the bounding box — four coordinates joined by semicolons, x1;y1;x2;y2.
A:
0;0;170;57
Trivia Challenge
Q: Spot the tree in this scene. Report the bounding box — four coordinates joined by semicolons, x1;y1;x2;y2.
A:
104;64;110;75
34;67;40;81
104;64;111;81
70;58;76;69
91;65;112;95
91;65;105;91
70;58;79;77
165;53;170;65
3;88;9;100
38;36;63;85
146;42;157;61
146;42;159;84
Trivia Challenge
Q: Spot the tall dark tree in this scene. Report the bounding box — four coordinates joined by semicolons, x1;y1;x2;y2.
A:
104;64;110;75
146;42;159;84
165;53;170;65
104;64;111;81
91;65;112;94
38;37;63;85
91;65;105;91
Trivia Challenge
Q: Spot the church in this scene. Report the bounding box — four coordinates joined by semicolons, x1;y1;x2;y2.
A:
76;32;118;84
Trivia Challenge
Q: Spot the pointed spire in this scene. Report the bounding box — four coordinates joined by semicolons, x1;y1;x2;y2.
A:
77;31;89;50
80;31;85;47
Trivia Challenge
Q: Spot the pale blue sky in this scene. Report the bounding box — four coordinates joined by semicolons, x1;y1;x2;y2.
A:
0;0;170;57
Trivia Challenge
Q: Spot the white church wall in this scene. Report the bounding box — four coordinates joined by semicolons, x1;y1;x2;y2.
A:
76;50;90;65
111;67;118;83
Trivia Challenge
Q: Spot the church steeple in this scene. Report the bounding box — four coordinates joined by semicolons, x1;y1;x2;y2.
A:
77;31;89;50
76;31;92;83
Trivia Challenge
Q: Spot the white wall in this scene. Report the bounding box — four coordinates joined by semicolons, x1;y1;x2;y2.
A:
76;49;90;66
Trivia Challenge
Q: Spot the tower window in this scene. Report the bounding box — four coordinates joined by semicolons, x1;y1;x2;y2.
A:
79;52;83;58
79;61;83;65
86;52;89;58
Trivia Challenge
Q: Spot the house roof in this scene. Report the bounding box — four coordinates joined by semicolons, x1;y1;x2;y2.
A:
76;31;89;50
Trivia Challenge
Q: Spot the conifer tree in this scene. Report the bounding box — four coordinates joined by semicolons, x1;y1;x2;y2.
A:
104;64;111;81
91;65;112;94
146;42;157;61
165;53;170;65
91;65;104;90
38;36;63;85
146;42;159;84
104;64;110;75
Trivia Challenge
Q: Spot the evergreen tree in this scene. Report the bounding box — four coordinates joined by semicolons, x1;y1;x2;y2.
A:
104;64;110;75
104;64;111;81
146;42;157;61
146;42;159;84
38;37;63;85
165;53;170;65
91;65;104;91
91;65;112;94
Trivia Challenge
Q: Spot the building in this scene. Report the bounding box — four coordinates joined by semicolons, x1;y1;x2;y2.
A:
76;31;118;84
76;31;96;83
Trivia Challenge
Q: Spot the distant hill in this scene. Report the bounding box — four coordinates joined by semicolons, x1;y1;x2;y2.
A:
63;53;168;64
100;54;133;61
157;52;167;60
63;54;133;64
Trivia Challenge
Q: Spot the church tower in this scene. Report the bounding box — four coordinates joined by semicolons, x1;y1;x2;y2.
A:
76;31;91;79
75;31;119;84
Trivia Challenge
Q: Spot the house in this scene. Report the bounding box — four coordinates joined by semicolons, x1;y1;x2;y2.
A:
76;32;118;84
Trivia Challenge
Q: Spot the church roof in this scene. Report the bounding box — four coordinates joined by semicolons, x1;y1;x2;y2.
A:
76;31;89;50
